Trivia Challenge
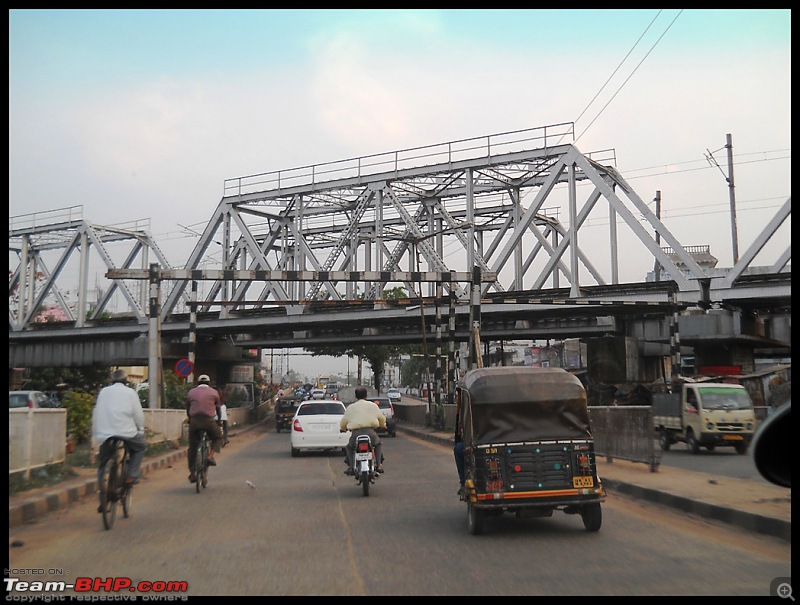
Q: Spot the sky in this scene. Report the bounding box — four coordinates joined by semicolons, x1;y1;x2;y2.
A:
9;9;791;381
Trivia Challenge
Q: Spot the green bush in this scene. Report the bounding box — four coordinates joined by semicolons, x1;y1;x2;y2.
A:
63;390;94;444
135;371;191;409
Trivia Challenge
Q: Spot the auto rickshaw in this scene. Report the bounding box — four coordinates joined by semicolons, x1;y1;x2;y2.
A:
275;396;302;433
457;366;606;535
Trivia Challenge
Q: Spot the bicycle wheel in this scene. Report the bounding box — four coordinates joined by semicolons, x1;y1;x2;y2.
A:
200;434;209;489
101;454;119;530
195;436;205;494
121;453;133;519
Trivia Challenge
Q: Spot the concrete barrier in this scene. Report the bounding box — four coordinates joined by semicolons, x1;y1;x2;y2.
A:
392;401;428;425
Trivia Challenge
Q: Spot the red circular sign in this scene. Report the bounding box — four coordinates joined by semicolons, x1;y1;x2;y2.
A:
175;358;194;377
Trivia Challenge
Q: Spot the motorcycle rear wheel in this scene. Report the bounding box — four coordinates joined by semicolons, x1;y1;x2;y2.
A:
361;471;370;497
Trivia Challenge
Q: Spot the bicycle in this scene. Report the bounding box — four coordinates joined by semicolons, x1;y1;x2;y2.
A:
194;430;211;493
98;437;134;530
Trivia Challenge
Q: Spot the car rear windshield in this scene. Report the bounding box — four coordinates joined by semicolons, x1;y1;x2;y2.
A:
373;399;392;409
298;402;344;415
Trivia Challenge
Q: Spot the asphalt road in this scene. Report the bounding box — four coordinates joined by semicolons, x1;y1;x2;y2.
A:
8;423;790;597
655;441;772;483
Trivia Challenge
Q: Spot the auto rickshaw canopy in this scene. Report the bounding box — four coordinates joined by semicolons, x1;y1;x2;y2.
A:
460;366;592;445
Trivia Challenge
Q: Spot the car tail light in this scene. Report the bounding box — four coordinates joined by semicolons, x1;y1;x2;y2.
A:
293;419;303;432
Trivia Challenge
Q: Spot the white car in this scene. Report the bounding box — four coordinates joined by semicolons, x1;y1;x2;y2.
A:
387;388;402;404
9;390;57;409
290;400;349;457
309;388;326;400
370;396;397;438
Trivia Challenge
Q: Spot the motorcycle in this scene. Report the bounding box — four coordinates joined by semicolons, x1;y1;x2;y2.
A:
346;433;379;497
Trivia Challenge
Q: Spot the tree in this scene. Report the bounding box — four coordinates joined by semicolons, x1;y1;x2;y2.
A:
400;346;429;387
304;343;403;391
304;287;417;390
23;365;111;394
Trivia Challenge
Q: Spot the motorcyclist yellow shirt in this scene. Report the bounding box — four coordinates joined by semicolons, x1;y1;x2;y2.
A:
340;399;387;431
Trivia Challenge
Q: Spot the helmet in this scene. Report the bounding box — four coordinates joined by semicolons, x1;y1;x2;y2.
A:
111;369;128;384
198;374;211;384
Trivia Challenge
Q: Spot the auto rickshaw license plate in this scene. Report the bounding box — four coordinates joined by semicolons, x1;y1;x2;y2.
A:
573;476;594;488
723;435;743;441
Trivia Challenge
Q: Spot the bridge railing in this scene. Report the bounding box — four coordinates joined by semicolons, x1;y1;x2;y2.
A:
223;122;576;198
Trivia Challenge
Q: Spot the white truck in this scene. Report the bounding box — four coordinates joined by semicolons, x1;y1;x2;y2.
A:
652;382;756;454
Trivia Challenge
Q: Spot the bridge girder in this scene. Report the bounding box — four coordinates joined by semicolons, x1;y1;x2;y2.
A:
9;124;790;366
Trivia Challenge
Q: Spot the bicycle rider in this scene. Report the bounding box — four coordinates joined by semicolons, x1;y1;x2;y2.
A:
185;374;224;483
92;369;147;502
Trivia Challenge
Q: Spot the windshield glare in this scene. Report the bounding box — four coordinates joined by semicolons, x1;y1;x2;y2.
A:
697;388;753;410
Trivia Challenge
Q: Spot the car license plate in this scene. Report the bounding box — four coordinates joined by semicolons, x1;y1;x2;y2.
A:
723;435;743;441
355;452;372;461
312;423;333;431
573;476;594;488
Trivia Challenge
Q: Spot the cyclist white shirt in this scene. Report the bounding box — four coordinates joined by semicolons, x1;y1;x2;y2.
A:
93;382;145;444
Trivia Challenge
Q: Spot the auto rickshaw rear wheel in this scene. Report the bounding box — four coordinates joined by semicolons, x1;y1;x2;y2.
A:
581;502;602;532
467;503;485;535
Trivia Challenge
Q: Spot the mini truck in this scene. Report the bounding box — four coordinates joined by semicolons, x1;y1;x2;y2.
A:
653;382;755;454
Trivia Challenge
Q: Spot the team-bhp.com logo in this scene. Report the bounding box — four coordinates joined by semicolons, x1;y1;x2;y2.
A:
5;576;189;598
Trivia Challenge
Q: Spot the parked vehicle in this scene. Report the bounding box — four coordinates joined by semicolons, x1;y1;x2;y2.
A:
275;396;302;433
9;391;56;409
653;382;755;454
457;366;606;535
290;400;349;457
371;396;397;437
345;431;380;497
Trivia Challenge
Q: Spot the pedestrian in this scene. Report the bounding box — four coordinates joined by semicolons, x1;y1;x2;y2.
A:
218;383;230;446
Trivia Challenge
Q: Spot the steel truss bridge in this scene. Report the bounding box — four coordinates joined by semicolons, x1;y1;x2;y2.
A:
9;123;791;369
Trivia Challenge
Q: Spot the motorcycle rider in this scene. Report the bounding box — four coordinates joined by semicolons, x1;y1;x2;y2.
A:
453;389;466;495
340;385;386;474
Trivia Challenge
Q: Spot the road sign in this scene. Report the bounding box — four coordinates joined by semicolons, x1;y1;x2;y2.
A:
175;358;193;378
